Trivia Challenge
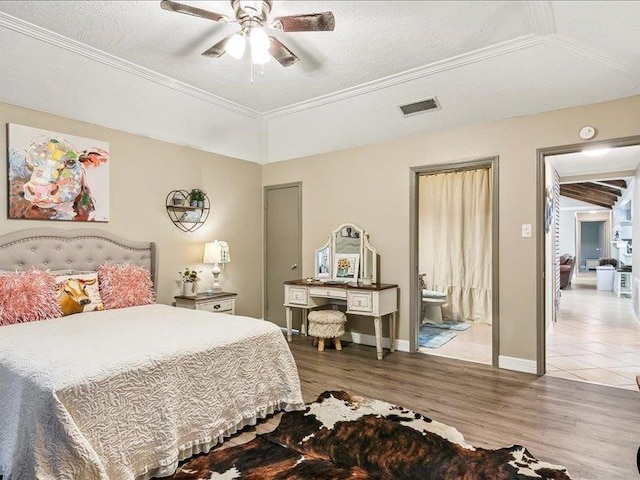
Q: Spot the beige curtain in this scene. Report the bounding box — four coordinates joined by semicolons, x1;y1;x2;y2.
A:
418;168;492;323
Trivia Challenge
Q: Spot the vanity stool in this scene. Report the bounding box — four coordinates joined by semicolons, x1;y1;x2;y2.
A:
308;310;346;352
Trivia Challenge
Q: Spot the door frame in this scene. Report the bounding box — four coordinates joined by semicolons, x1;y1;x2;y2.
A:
536;134;640;375
263;182;302;321
409;156;500;367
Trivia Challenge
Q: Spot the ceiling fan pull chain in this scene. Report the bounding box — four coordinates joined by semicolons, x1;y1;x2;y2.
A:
250;59;254;84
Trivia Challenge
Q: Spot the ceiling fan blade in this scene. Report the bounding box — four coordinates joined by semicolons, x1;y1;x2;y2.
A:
271;12;335;32
161;0;229;22
201;35;234;58
268;36;299;67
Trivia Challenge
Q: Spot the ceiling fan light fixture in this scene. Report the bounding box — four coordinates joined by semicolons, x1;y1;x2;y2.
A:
239;1;264;16
225;32;246;59
250;27;271;64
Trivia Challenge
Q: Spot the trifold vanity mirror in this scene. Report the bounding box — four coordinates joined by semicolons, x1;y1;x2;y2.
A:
314;223;378;283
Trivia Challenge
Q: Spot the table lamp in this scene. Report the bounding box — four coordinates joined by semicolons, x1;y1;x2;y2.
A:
203;240;230;293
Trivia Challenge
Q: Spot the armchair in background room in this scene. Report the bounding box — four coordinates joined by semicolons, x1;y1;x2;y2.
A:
559;254;575;289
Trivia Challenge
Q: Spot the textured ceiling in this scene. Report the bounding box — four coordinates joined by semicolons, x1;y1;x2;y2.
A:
0;1;639;163
0;1;532;112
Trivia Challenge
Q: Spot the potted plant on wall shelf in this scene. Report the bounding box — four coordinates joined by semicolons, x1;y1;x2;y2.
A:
189;189;205;208
180;268;201;296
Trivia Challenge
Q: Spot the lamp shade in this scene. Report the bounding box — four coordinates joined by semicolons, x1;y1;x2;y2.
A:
203;241;230;264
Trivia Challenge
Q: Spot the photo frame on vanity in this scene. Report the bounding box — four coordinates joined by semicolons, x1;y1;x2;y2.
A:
333;253;359;282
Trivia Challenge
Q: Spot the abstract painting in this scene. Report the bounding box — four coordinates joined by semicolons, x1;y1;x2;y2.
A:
7;124;110;222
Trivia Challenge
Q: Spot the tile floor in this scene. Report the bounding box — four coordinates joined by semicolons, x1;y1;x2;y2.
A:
418;321;492;365
416;271;640;388
546;271;640;390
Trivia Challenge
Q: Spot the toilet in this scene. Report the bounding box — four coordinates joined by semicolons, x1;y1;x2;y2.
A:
421;290;448;324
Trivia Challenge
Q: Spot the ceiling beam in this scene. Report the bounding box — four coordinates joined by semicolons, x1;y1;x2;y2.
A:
601;179;628;189
582;182;622;197
559;190;612;209
560;184;618;204
562;183;620;201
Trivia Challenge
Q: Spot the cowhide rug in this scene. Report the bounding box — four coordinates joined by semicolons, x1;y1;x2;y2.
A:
173;390;572;479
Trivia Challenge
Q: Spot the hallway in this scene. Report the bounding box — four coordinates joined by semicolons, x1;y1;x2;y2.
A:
546;272;640;390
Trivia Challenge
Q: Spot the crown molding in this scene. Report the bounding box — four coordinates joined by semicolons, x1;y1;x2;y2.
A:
545;34;640;78
526;1;556;36
262;34;545;120
0;12;261;120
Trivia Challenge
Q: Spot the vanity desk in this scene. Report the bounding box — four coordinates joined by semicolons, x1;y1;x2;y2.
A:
284;280;398;360
283;222;398;360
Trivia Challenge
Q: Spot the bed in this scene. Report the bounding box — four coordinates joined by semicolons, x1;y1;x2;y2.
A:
0;228;304;480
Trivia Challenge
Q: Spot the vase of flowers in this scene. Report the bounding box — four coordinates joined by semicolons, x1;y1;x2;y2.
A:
180;268;201;296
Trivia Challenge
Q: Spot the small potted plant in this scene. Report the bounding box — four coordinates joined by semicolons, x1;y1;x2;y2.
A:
189;189;205;208
180;267;201;296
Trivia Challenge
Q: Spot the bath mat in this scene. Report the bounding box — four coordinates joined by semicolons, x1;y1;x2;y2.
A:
423;320;471;331
418;324;457;348
172;390;572;479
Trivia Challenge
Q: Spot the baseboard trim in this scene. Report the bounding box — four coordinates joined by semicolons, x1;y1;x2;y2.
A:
498;355;537;374
280;328;410;352
342;332;411;352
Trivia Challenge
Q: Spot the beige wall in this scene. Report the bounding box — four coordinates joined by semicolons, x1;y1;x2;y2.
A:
263;94;640;361
0;102;263;317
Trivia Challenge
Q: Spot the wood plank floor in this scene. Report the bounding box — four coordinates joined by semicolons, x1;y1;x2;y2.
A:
289;336;639;480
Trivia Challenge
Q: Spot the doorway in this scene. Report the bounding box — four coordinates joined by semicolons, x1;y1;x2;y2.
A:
578;219;610;273
410;157;499;367
537;137;640;389
264;183;302;328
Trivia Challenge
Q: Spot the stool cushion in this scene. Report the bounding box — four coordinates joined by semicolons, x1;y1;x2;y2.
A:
308;310;346;324
308;310;346;338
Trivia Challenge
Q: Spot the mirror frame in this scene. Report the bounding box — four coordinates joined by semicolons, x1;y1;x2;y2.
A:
314;223;378;282
314;236;332;279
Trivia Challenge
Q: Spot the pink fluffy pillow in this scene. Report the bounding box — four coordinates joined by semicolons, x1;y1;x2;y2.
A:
98;263;155;310
0;270;62;326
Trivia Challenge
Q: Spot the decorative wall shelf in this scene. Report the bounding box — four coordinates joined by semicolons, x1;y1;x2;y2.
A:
165;189;210;233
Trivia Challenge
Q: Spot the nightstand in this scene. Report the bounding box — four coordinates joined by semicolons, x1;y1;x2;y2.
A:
174;292;238;314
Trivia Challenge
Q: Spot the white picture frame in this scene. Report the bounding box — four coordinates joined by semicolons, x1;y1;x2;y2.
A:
333;253;360;281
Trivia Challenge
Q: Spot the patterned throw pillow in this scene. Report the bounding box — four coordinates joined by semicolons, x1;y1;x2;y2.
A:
55;272;104;316
0;270;62;325
98;263;155;310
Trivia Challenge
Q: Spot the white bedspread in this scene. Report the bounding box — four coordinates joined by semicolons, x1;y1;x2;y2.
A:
0;304;304;480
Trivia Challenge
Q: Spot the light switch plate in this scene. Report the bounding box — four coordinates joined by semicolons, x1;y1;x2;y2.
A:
522;224;532;238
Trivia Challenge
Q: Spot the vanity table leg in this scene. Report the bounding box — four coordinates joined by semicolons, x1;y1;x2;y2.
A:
389;312;396;353
301;309;308;336
374;316;383;360
285;307;293;342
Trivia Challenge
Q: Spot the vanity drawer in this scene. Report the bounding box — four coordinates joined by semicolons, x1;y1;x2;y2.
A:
288;286;308;305
309;287;347;299
197;299;234;313
348;291;373;313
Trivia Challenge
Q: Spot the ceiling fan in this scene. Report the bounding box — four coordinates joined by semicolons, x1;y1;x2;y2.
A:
160;0;335;67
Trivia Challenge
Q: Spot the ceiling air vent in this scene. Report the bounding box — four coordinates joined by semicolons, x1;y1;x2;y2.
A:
398;97;441;117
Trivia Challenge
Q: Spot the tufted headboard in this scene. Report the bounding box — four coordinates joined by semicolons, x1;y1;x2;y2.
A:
0;228;157;289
